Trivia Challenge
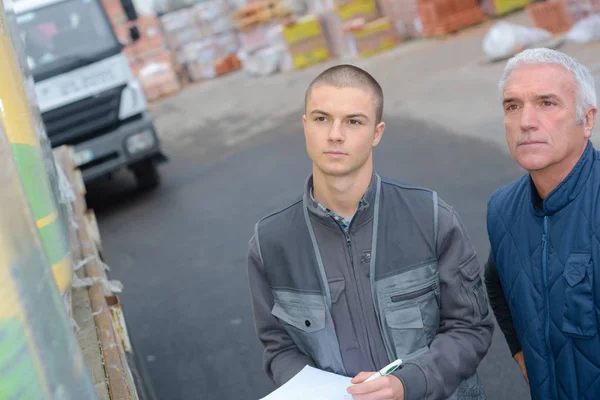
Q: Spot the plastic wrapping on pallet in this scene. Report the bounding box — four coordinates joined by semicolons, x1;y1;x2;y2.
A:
133;51;181;101
559;0;600;23
565;13;600;42
482;21;552;59
376;0;421;37
239;45;292;76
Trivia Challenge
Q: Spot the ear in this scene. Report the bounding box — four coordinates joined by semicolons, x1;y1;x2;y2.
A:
584;107;597;139
302;114;307;135
372;121;385;147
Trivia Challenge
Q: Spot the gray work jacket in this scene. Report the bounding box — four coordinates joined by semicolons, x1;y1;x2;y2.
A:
247;174;494;400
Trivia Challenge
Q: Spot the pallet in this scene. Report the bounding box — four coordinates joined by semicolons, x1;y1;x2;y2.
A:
53;146;144;400
233;0;291;31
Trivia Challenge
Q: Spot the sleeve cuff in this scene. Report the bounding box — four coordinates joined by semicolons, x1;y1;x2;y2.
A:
509;341;522;358
393;363;427;400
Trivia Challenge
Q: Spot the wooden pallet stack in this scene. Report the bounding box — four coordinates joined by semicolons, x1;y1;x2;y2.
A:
417;0;485;37
233;0;292;31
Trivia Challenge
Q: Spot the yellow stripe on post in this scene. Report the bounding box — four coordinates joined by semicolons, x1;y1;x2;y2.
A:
36;211;58;229
52;256;73;295
0;36;39;147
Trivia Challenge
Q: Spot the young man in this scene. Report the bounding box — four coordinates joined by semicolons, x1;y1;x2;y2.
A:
247;65;493;400
485;48;600;400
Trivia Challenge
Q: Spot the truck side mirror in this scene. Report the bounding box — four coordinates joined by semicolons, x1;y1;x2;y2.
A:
129;25;140;42
120;0;138;21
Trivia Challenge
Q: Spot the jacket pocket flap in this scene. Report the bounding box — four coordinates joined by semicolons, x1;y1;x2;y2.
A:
564;254;590;287
271;302;326;333
328;278;345;304
460;256;480;281
385;306;424;329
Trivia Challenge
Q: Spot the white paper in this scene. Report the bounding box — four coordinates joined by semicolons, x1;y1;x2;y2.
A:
260;365;354;400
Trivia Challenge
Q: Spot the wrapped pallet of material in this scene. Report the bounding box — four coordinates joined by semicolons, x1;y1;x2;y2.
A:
0;104;98;400
0;0;73;296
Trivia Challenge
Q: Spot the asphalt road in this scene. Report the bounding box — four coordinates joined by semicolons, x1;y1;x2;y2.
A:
88;113;531;400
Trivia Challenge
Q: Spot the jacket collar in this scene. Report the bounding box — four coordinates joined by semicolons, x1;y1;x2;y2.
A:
304;173;377;230
531;140;595;215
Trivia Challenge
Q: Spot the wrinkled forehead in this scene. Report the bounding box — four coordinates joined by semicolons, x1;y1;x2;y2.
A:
503;63;578;98
503;64;577;93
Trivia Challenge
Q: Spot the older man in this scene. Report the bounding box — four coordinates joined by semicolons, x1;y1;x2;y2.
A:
485;48;599;400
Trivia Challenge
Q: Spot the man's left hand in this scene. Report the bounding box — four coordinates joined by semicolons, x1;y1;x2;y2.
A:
346;371;405;400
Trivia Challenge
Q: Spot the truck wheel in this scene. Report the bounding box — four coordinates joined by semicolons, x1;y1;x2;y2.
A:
132;160;160;191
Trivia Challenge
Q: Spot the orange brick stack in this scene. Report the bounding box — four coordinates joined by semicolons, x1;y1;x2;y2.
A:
417;0;485;37
526;1;573;34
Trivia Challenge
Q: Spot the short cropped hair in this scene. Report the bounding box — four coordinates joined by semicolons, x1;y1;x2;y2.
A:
498;48;596;124
305;64;384;124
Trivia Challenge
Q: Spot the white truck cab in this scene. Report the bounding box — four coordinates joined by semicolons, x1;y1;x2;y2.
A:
11;0;167;190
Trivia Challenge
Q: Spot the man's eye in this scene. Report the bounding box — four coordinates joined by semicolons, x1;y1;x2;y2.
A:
315;117;327;122
542;101;554;107
349;119;361;125
506;104;519;111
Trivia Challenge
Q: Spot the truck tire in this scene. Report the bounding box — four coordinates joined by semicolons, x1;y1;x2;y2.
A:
132;160;160;191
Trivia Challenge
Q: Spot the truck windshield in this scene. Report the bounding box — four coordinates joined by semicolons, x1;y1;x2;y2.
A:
16;0;120;80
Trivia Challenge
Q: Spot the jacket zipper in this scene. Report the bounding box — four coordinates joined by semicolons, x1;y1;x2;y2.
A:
391;283;436;302
542;216;557;398
344;230;378;367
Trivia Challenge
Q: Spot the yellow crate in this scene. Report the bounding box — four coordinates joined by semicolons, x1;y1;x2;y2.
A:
493;0;531;15
336;0;377;22
293;46;329;69
283;17;322;44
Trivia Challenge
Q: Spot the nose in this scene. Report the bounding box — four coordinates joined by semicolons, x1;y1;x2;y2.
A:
520;103;539;132
328;121;344;143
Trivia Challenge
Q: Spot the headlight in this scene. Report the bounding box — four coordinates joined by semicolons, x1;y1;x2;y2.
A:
126;130;156;154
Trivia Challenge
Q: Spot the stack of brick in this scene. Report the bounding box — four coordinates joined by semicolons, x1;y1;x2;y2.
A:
100;0;181;102
159;0;242;82
526;1;573;34
417;0;485;37
235;0;299;75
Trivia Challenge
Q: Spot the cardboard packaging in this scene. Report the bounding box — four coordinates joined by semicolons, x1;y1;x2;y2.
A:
347;17;399;58
283;16;329;69
335;0;380;22
131;51;181;101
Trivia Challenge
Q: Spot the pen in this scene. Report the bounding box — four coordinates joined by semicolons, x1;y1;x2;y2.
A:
364;359;404;383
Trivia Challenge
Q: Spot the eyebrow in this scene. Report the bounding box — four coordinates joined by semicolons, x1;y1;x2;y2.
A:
309;110;369;119
503;94;560;104
537;94;560;101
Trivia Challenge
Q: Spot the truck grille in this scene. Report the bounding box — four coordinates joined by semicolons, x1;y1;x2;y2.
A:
41;85;126;147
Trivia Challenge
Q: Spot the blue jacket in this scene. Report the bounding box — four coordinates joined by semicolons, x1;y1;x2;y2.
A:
487;141;600;400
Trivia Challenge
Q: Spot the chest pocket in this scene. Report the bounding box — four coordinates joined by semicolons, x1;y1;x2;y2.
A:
562;253;597;338
382;279;440;360
271;297;333;367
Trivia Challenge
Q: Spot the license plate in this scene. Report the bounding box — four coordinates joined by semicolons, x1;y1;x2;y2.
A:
74;149;94;166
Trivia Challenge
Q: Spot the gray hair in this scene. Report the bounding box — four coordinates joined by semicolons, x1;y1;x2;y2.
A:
498;48;597;124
